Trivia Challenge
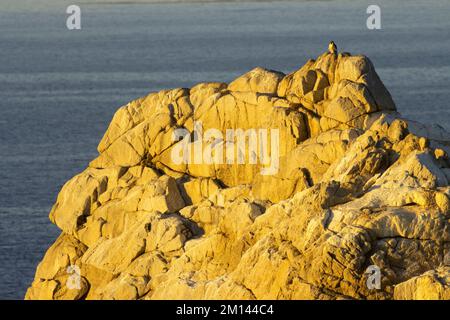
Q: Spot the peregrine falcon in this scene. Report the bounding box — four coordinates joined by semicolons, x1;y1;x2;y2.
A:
328;41;337;54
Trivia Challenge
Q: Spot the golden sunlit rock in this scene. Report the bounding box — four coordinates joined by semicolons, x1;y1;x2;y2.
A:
26;49;449;300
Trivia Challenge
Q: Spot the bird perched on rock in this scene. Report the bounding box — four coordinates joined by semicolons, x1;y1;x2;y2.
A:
328;41;337;55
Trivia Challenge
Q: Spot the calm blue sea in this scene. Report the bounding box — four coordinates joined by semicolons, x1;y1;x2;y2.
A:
0;0;449;299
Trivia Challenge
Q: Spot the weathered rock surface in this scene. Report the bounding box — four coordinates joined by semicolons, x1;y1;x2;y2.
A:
26;50;449;300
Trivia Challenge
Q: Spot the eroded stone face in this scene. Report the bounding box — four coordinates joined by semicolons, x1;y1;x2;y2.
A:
26;50;450;300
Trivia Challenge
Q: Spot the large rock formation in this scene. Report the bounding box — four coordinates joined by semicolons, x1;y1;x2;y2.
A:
26;50;450;300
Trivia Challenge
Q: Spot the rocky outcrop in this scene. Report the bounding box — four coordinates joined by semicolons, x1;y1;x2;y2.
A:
26;50;449;300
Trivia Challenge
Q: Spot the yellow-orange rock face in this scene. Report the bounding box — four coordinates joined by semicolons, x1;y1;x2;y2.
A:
26;50;449;300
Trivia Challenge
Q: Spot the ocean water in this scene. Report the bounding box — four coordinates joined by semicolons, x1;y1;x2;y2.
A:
0;0;449;299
